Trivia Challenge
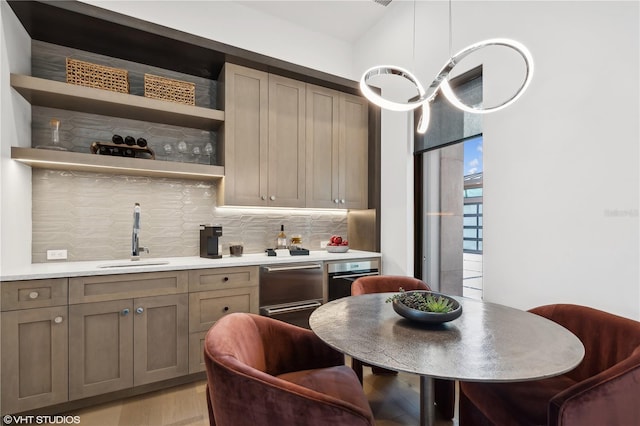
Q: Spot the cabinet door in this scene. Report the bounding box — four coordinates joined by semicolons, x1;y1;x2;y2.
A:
305;84;341;208
1;306;68;414
267;74;306;207
69;300;134;400
133;294;189;386
221;63;269;206
339;93;369;209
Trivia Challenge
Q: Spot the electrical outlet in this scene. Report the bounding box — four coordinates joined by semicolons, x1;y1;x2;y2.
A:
47;249;67;260
320;240;329;248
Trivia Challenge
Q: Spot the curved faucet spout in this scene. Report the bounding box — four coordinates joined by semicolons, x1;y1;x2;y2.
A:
132;203;142;259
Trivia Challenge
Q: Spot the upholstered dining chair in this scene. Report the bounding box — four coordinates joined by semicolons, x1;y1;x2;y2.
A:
351;275;456;420
459;303;640;426
204;312;375;426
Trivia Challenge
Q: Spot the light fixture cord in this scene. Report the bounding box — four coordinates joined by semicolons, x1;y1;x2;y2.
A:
448;0;453;58
412;0;417;71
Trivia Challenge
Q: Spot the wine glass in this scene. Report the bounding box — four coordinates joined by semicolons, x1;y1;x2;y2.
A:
204;143;214;165
177;140;188;161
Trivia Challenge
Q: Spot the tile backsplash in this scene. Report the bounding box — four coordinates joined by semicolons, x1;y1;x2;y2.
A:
31;170;347;262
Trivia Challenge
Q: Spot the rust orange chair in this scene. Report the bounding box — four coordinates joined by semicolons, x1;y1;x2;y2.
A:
351;275;456;420
459;304;640;426
204;312;374;426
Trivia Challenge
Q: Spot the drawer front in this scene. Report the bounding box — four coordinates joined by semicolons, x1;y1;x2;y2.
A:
188;266;258;292
189;331;208;374
69;271;188;304
1;278;68;311
189;287;258;333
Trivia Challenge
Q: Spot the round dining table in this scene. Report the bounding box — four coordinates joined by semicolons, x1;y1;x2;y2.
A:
309;293;585;426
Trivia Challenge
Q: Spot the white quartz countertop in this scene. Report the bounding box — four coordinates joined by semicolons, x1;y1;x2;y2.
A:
0;250;381;281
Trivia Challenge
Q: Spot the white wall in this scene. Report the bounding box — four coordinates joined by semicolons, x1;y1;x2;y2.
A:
1;1;33;274
354;1;639;319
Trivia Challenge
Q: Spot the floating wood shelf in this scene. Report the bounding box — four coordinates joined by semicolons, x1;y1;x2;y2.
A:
11;147;225;181
10;74;224;131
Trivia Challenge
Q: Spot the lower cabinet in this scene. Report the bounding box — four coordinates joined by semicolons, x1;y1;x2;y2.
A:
0;267;258;413
69;293;189;400
188;286;259;373
1;306;69;414
188;267;259;373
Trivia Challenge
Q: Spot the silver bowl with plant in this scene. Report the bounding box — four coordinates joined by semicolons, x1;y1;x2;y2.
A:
386;289;462;324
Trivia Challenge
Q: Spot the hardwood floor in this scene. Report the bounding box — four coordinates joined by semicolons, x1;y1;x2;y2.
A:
62;365;458;426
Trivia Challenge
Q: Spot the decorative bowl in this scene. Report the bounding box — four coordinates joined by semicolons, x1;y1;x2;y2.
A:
326;245;349;253
391;291;462;324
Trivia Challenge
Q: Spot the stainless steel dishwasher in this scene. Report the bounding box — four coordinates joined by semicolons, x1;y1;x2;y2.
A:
259;263;323;329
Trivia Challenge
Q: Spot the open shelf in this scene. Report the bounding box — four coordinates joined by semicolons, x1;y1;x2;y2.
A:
10;74;224;131
11;147;225;181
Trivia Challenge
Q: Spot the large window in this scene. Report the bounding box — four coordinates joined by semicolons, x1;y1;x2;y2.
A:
414;68;483;298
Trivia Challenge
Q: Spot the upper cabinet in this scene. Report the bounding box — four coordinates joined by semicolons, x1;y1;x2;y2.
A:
220;64;368;209
219;64;306;207
306;85;369;210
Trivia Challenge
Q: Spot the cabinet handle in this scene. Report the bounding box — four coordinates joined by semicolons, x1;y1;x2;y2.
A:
340;199;346;204
136;307;144;314
122;308;130;316
53;316;63;324
223;276;229;282
269;195;276;201
261;195;266;200
223;306;230;312
333;199;339;203
29;291;39;299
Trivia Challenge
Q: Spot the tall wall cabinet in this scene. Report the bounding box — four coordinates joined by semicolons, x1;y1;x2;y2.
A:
306;84;369;209
220;64;369;209
219;64;307;207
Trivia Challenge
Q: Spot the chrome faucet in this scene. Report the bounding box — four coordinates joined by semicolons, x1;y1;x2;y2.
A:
131;203;149;260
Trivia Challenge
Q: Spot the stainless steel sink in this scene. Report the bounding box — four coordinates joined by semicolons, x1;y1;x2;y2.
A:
97;260;170;268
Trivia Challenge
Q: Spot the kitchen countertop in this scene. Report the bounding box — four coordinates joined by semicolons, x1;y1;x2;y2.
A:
0;250;381;281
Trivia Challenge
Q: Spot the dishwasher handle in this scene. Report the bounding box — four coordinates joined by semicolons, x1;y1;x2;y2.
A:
261;301;322;316
262;264;322;273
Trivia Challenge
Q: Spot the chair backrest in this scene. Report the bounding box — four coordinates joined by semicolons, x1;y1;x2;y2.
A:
351;275;430;296
529;304;640;382
204;313;375;426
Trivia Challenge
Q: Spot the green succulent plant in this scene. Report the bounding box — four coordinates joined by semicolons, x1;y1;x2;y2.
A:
385;288;455;313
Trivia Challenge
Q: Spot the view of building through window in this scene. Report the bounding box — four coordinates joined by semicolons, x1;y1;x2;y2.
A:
463;135;483;299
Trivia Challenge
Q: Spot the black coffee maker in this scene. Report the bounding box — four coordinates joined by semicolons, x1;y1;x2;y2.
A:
200;225;222;259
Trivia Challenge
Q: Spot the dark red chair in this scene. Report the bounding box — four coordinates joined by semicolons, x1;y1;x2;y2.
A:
204;312;374;426
460;304;640;426
351;275;456;420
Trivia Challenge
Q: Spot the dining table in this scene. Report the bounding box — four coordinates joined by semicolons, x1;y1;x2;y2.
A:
309;293;585;426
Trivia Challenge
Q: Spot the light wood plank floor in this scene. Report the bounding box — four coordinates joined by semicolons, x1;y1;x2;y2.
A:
62;365;458;426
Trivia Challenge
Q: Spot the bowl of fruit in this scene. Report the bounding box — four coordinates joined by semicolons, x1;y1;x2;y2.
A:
326;235;349;253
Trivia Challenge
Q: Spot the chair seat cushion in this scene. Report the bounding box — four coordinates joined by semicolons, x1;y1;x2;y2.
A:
461;374;577;426
278;365;372;414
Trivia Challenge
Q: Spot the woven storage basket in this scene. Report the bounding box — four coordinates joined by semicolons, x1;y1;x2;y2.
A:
66;58;129;93
144;73;195;106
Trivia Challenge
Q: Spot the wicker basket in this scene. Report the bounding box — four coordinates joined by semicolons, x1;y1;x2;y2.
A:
66;58;129;93
144;73;195;106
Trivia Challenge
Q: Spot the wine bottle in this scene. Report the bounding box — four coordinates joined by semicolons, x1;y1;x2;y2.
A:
276;225;287;249
112;134;124;144
124;136;136;146
137;137;148;147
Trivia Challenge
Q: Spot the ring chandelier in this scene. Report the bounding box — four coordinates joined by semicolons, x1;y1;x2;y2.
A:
360;38;534;134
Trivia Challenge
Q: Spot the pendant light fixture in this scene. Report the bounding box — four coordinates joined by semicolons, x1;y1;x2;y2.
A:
360;0;534;134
